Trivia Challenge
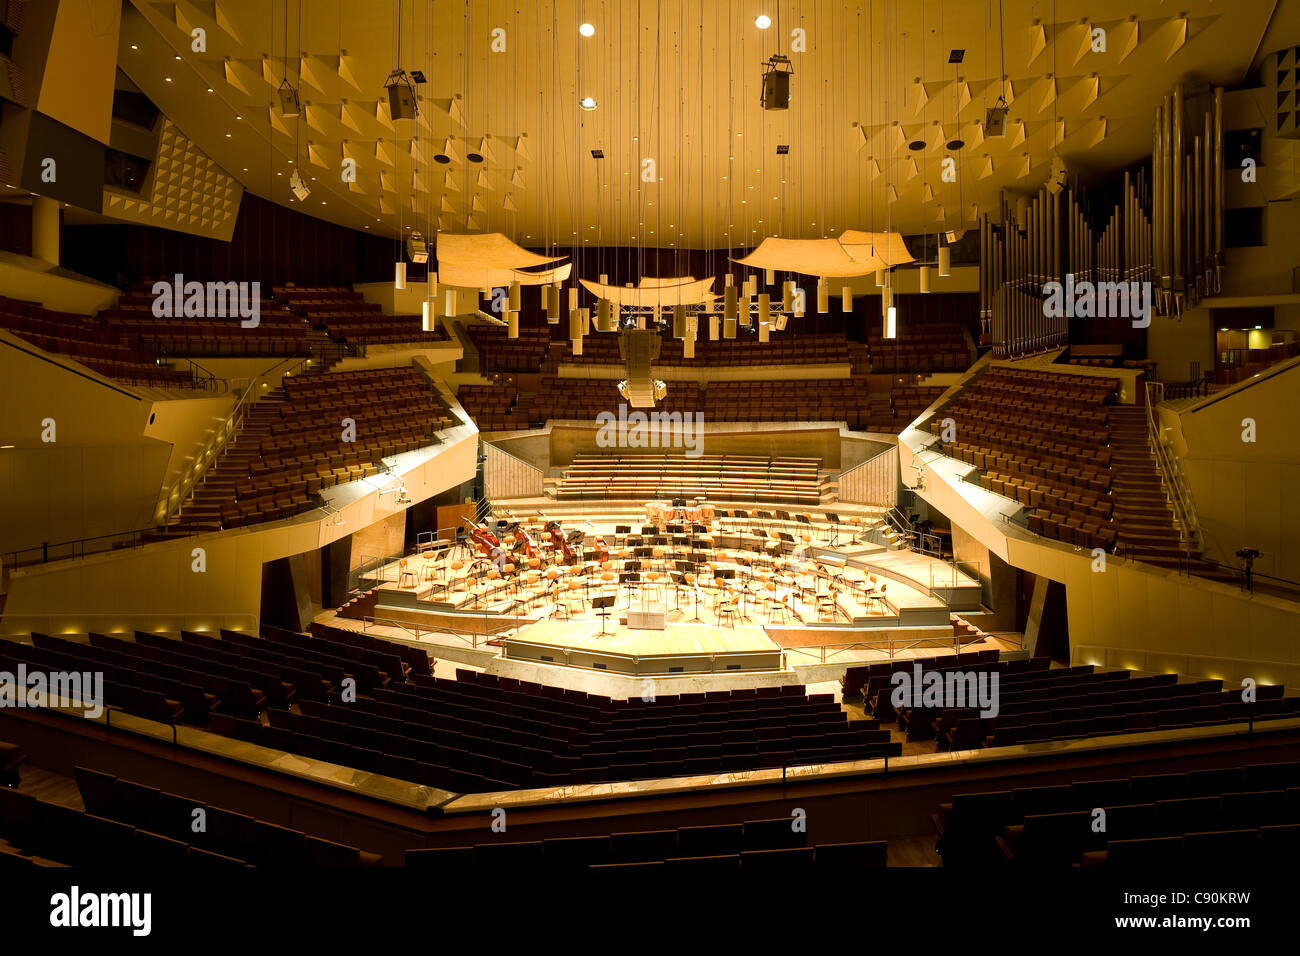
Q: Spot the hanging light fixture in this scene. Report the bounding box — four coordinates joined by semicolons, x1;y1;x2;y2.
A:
394;261;406;290
938;243;951;276
817;278;829;313
920;265;931;293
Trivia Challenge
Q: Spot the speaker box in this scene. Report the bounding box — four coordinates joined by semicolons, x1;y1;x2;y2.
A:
984;105;1008;137
387;81;418;120
762;70;790;110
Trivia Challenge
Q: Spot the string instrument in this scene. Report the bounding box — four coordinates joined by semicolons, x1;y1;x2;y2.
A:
585;520;609;563
468;521;499;558
544;518;578;566
512;524;541;560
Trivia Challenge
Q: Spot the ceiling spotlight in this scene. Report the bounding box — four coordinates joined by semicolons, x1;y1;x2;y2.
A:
761;54;793;111
579;23;595;37
579;96;598;110
289;169;310;201
434;153;451;164
947;138;965;151
908;140;926;151
407;232;429;264
756;14;772;29
384;69;419;120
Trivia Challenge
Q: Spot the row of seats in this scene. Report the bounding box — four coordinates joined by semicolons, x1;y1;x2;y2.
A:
554;453;824;504
405;821;886;871
934;759;1300;867
172;366;449;531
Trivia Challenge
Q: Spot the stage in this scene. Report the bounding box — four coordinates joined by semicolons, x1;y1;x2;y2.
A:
338;502;1004;680
501;619;784;675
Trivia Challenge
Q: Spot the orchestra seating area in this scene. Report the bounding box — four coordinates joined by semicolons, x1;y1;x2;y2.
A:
1;295;195;387
100;286;310;357
405;823;887;871
214;656;893;793
554;454;825;504
933;759;1300;868
170;366;449;531
850;653;1297;751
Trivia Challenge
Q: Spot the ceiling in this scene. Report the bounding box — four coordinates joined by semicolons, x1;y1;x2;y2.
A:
114;0;1291;250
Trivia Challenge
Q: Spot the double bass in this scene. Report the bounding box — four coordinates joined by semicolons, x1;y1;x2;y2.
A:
468;521;499;559
512;524;541;560
585;520;609;564
544;518;578;566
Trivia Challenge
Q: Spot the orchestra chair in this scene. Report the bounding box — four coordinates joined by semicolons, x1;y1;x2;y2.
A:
766;583;792;625
714;588;740;628
398;559;417;588
643;571;666;603
817;590;841;623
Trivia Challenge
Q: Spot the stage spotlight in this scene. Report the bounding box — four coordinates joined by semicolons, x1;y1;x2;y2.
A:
761;54;792;111
384;69;419;120
407;232;429;264
276;80;301;117
289;169;310;201
985;98;1009;137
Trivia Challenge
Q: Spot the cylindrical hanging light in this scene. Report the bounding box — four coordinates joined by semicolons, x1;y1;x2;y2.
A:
920;266;931;293
507;311;519;338
544;284;556;322
444;288;457;316
817;279;829;313
673;304;687;337
841;286;852;312
765;268;775;285
571;336;583;356
683;335;696;358
724;316;737;338
885;305;898;339
567;287;578;312
394;261;407;290
599;273;608;285
938;245;951;276
430;271;438;300
744;275;758;298
782;280;795;311
421;299;434;332
709;315;720;340
875;268;885;287
758;293;771;328
724;284;738;320
725;272;734;287
758;321;770;343
569;309;583;339
580;306;591;333
508;280;521;312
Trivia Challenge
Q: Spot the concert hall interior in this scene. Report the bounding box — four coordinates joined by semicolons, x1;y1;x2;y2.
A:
4;0;1300;898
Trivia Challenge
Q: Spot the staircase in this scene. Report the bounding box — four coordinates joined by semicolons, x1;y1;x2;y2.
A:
1107;406;1233;581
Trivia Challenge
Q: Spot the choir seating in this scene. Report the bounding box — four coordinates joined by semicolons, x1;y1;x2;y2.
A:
169;366;450;531
866;319;972;373
554;454;824;505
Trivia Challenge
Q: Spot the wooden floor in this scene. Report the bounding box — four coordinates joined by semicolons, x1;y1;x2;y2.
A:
514;619;777;656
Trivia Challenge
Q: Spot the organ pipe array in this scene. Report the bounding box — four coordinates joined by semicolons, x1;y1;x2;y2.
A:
979;83;1224;356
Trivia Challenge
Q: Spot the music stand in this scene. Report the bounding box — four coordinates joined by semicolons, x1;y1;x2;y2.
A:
592;595;616;635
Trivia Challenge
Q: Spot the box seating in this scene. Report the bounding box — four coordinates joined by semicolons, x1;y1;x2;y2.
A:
467;324;551;372
932;366;1121;551
0;295;195;387
554;453;824;504
172;366;450;531
405;820;885;870
931;760;1300;867
275;285;445;346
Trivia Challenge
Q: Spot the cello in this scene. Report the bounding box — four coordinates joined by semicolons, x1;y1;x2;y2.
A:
585;520;610;564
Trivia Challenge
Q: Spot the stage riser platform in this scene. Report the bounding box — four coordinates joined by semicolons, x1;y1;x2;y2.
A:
502;639;784;676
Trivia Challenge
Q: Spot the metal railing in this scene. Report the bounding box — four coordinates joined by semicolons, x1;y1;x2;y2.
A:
3;527;185;569
158;373;263;525
1144;382;1202;551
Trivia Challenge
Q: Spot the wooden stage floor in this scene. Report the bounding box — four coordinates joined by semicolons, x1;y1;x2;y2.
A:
512;619;777;657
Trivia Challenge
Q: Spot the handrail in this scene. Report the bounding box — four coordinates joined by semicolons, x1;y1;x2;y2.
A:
836;444;899;507
3;526;197;569
1144;382;1202;551
158;372;263;525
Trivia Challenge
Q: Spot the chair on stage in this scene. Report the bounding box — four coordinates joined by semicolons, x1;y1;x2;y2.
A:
714;586;740;628
817;589;841;623
826;512;843;546
398;559;417;588
643;571;666;604
764;582;792;625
